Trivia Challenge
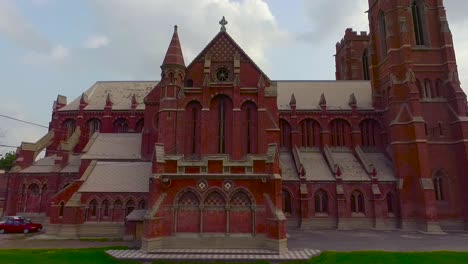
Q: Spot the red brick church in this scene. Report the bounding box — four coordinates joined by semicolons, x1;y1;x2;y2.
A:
1;0;467;252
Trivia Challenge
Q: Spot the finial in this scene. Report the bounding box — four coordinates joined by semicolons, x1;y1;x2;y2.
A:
289;93;296;106
348;93;357;106
319;93;327;106
174;25;178;32
219;16;228;32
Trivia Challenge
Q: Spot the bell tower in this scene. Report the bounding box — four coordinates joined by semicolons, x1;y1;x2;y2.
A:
368;0;468;231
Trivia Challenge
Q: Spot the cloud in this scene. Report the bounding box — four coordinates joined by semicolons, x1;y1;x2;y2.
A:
298;0;369;43
22;45;70;65
83;0;287;77
83;35;110;49
0;103;47;156
0;0;50;51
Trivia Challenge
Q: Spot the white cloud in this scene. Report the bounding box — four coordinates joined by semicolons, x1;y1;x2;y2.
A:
83;35;110;49
0;103;46;156
85;0;287;77
0;0;50;51
22;45;70;65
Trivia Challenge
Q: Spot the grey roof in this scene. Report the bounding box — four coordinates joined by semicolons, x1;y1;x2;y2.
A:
300;149;335;181
20;155;60;173
365;153;396;182
19;154;82;174
59;81;157;112
279;151;299;181
333;151;370;181
60;155;81;173
81;133;142;160
276;81;373;110
126;209;147;221
79;162;151;193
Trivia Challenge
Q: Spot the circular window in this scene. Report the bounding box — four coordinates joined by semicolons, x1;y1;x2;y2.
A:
216;68;229;82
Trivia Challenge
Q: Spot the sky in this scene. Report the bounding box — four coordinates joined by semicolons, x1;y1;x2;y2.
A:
1;0;468;155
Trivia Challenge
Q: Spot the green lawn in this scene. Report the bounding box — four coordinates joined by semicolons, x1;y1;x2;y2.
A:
0;247;138;264
304;251;468;264
0;249;467;264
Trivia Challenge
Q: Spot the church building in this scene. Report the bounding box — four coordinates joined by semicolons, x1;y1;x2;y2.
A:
1;0;467;252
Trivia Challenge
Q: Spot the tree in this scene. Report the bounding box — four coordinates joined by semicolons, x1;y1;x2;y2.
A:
0;151;16;171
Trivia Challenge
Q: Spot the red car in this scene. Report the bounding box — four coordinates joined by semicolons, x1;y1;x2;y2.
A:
0;216;43;234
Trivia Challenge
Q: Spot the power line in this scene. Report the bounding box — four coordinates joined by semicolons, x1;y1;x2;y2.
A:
0;114;48;129
0;144;17;149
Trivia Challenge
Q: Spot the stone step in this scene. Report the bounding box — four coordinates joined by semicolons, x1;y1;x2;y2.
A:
106;249;321;262
140;248;280;255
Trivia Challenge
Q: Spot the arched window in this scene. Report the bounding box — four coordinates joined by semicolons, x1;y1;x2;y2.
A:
435;79;443;98
314;190;329;213
102;200;110;217
126;200;135;216
412;0;426;46
186;79;194;87
386;192;394;214
185;101;202;156
362;49;370;80
330;119;351;147
300;119;321;148
282;189;292;216
424;79;432;98
89;199;98;217
360;119;381;147
280;119;292;149
113;118;129;133
242;101;258;154
87;119;101;138
378;11;388;58
351;191;365;214
63;119;76;140
433;176;444;201
135;119;144;133
211;95;233;154
114;199;122;209
28;184;40;195
59;201;65;217
138;200;146;209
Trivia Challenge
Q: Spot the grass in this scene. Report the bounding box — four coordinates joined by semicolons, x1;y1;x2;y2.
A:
0;247;138;264
303;251;468;264
0;249;467;264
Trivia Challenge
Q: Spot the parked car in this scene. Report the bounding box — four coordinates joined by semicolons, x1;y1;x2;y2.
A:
0;216;42;234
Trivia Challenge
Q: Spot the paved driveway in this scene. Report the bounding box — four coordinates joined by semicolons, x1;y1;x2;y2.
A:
0;229;467;252
287;228;468;252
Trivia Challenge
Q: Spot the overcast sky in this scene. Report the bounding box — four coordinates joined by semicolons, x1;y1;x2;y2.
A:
1;0;467;154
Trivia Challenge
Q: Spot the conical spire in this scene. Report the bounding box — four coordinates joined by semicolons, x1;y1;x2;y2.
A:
162;25;185;67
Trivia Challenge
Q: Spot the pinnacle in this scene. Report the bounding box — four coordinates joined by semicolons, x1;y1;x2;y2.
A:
162;25;185;67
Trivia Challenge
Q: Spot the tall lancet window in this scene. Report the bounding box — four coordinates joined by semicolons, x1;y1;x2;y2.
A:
241;101;258;155
218;97;226;154
185;101;201;157
378;11;388;58
362;49;370;80
412;0;426;46
192;108;198;154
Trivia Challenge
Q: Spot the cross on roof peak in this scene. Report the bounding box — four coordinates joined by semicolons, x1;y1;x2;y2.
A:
219;16;228;32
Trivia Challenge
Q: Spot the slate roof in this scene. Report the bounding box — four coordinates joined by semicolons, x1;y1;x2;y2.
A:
300;150;335;181
18;154;81;174
276;81;373;110
365;153;396;182
79;162;151;193
279;151;299;181
332;151;371;181
81;133;142;160
59;81;157;112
